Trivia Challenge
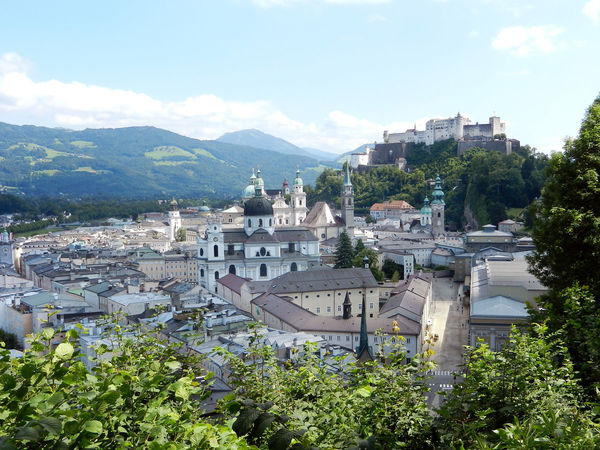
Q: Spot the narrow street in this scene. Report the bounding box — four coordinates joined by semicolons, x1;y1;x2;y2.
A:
425;277;469;408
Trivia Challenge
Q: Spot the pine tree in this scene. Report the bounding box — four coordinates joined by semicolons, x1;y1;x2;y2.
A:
354;238;365;256
334;231;354;268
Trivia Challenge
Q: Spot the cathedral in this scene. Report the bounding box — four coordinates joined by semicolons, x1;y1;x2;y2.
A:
197;182;320;293
242;168;308;227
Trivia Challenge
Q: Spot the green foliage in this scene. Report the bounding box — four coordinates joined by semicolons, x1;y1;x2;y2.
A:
175;227;187;242
304;139;546;230
435;324;582;447
0;319;251;449
353;238;366;255
364;214;375;224
352;248;384;281
219;326;435;449
528;94;600;394
334;231;354;269
0;122;327;198
0;329;21;350
382;258;404;280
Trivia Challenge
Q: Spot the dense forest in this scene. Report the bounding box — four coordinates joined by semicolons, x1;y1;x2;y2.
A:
307;140;548;230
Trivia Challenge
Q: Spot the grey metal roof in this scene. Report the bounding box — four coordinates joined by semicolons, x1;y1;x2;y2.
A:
471;295;529;318
217;273;250;294
263;268;378;295
221;227;317;244
252;293;420;335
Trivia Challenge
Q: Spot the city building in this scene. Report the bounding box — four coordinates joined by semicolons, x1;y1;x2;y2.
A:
197;185;320;293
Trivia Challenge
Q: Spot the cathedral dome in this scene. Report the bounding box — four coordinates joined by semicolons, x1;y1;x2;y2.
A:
244;197;273;216
242;184;255;198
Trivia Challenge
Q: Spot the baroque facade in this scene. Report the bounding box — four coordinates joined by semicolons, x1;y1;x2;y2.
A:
197;184;320;293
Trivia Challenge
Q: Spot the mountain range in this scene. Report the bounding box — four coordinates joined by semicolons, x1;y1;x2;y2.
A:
217;129;340;161
0;122;343;199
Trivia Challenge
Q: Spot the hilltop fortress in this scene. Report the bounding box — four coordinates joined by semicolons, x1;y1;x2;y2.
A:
351;113;520;169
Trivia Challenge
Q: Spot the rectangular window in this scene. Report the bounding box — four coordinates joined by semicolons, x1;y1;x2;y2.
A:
337;305;341;312
407;338;411;343
346;335;350;341
327;306;331;313
228;244;234;255
337;335;340;341
288;243;295;253
369;302;374;309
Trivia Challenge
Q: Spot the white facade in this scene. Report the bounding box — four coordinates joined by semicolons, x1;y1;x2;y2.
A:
198;219;320;293
384;114;505;146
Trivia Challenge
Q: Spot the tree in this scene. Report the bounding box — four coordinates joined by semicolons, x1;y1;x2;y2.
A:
365;214;375;224
353;238;365;255
0;318;250;449
382;258;404;280
352;248;384;281
528;94;600;392
175;227;187;242
435;324;583;447
334;231;354;268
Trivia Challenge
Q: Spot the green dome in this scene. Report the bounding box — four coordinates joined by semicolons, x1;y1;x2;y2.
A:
293;169;303;186
420;196;432;214
242;184;255;198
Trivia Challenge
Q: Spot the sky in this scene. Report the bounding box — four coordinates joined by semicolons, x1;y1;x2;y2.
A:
0;0;598;154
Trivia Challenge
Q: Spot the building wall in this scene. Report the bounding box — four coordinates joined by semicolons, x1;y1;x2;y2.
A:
0;302;32;346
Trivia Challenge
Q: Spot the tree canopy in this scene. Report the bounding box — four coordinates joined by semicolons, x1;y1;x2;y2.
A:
529;94;600;393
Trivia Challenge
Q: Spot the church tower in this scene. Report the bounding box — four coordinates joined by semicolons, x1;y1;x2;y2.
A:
431;175;445;236
341;163;355;238
168;198;182;242
0;229;14;266
420;196;432;227
291;169;307;225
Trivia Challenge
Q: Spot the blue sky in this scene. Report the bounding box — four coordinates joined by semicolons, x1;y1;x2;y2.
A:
0;0;598;154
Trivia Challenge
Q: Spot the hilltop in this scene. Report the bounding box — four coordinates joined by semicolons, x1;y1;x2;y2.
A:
0;123;332;198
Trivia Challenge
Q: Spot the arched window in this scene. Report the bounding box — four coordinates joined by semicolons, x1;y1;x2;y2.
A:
437;212;441;218
260;247;266;256
248;219;251;228
200;269;204;277
260;264;267;277
269;218;272;226
259;218;263;227
279;218;282;224
229;264;236;275
213;245;219;257
199;248;204;256
215;271;220;280
299;200;302;205
291;262;298;272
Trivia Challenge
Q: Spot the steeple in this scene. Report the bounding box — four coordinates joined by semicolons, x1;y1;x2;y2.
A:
356;287;373;362
343;162;352;187
431;175;445;236
431;174;445;205
343;291;352;319
341;163;355;238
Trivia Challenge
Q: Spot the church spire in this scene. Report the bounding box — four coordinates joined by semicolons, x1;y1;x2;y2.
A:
356;288;373;362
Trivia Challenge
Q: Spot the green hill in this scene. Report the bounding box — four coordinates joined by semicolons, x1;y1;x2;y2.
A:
0;123;326;198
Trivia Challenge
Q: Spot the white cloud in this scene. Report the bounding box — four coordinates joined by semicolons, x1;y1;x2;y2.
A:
0;52;410;153
492;25;565;56
584;0;600;24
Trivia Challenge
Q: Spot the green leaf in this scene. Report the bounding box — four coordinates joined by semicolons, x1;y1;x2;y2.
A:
42;327;55;340
83;420;103;434
38;417;62;435
233;408;260;436
54;342;74;360
20;363;36;379
251;412;276;439
0;436;16;450
356;386;373;398
268;429;296;450
14;427;40;441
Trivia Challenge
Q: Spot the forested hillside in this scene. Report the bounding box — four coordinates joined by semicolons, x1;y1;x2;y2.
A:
0;123;329;198
307;139;548;229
